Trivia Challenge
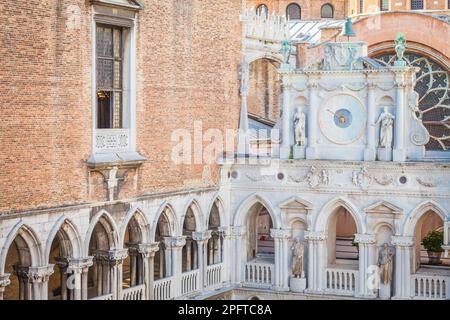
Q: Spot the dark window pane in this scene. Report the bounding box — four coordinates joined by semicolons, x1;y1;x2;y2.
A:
97;91;112;129
256;4;268;16
321;4;334;18
411;0;424;9
380;0;389;11
286;4;301;20
96;27;113;57
97;58;114;89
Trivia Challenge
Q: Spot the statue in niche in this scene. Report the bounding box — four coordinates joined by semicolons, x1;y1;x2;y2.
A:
280;39;292;65
294;107;306;146
395;33;407;62
373;107;395;149
291;238;305;278
378;243;394;285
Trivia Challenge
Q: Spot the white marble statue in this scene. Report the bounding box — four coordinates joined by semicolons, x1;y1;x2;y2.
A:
378;243;394;285
291;238;305;278
294;108;306;146
374;107;395;148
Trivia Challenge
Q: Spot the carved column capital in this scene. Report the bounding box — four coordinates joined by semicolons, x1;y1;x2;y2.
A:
94;249;128;266
67;257;94;274
304;231;327;242
270;228;291;239
354;234;376;245
0;274;11;288
163;236;186;249
192;230;212;243
230;226;246;238
27;265;55;283
391;236;414;247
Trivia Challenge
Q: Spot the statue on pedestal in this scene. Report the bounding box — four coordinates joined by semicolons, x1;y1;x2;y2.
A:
280;39;292;65
378;243;394;285
395;33;407;62
374;107;395;149
291;238;305;278
294;108;306;146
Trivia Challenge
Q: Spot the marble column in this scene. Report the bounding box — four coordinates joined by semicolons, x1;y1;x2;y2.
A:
393;77;407;162
55;257;69;300
129;242;159;300
218;226;231;284
193;231;211;289
391;236;414;299
280;75;292;159
270;229;291;291
306;81;319;159
237;56;250;157
14;265;54;300
354;234;377;298
163;236;186;298
95;249;128;300
0;274;11;300
304;231;327;294
364;80;377;161
67;257;93;300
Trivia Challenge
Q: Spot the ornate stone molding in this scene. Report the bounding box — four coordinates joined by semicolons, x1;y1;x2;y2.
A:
128;243;160;257
192;231;212;242
163;236;187;248
26;265;55;283
391;236;414;247
354;234;376;245
94;249;128;266
416;178;437;188
270;228;291;239
352;167;373;190
304;231;327;241
307;166;330;188
0;274;11;288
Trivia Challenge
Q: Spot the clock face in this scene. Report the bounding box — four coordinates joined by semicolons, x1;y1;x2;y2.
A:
319;94;366;145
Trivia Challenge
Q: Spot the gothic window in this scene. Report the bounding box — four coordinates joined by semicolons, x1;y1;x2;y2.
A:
375;52;450;151
411;0;424;10
96;25;124;129
380;0;389;11
286;3;301;20
321;4;334;18
256;4;268;16
359;0;364;13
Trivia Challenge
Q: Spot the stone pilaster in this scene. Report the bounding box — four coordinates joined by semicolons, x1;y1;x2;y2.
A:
230;226;246;284
364;80;377;161
280;75;293;159
393;77;407;162
306;80;319;159
391;236;414;299
304;231;327;294
270;228;291;291
218;226;231;284
354;234;377;298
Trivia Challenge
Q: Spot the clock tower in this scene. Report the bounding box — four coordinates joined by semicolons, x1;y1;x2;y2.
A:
279;41;429;162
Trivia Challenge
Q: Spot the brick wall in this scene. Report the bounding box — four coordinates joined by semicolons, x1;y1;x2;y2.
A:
0;0;242;213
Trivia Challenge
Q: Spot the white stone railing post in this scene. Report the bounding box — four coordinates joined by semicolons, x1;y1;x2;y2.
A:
270;229;291;291
391;236;414;299
354;234;377;298
304;231;327;294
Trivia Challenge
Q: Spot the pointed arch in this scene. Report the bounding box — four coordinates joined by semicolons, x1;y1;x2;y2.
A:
0;222;43;274
83;210;120;256
119;206;151;247
207;195;226;229
45;216;82;262
234;193;280;229
314;197;365;234
181;198;204;232
402;201;448;237
152;202;177;241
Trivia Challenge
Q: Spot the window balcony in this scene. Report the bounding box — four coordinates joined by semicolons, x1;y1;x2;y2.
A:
94;128;130;154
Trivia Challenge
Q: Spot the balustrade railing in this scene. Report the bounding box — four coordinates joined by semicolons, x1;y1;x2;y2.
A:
181;270;200;296
123;284;145;300
154;277;174;300
412;273;449;299
206;263;223;288
325;268;358;296
243;262;274;288
90;293;113;300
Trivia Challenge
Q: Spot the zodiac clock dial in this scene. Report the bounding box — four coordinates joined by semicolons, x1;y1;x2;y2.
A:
319;94;366;145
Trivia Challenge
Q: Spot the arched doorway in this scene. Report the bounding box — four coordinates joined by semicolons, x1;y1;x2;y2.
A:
2;226;44;300
246;202;274;262
154;208;172;280
87;214;120;299
413;210;445;270
182;208;198;273
207;201;223;266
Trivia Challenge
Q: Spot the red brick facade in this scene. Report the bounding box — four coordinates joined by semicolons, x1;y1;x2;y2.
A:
0;0;242;213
